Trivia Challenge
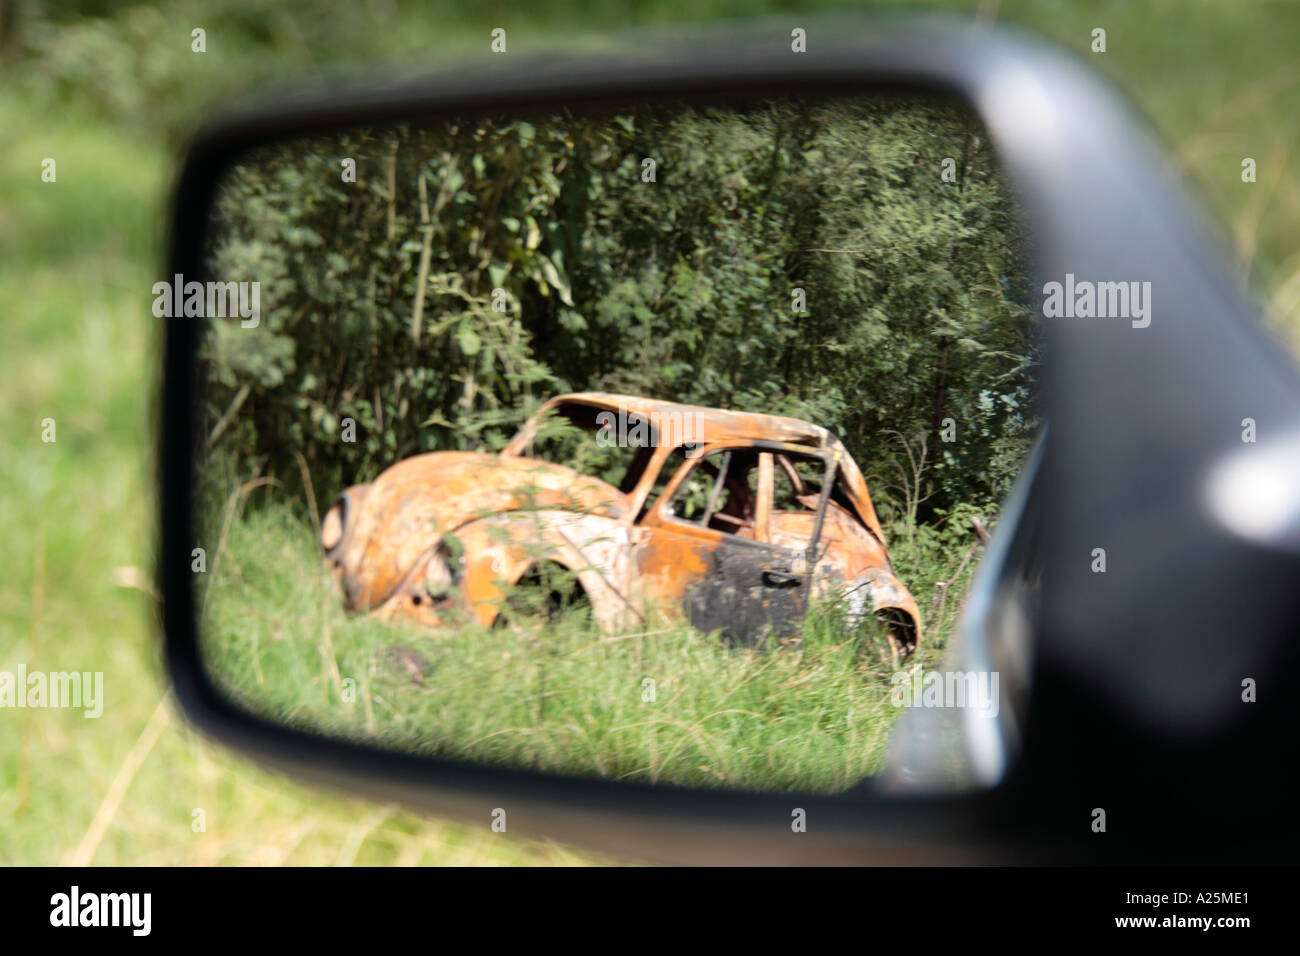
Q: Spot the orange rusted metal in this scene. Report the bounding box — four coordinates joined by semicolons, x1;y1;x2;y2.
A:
323;393;921;655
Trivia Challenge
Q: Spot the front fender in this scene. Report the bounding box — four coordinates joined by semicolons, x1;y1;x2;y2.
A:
452;511;641;632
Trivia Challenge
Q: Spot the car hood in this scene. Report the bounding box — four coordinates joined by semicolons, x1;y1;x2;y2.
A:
325;451;625;610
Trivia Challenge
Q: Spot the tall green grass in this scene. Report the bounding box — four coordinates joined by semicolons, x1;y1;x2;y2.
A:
202;501;954;793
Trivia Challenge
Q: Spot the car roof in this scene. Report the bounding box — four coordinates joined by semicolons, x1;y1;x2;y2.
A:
545;392;834;451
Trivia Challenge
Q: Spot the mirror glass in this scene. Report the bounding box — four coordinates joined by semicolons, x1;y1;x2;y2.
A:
192;92;1038;793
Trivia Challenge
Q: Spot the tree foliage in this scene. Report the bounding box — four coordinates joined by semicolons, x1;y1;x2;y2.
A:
203;96;1037;520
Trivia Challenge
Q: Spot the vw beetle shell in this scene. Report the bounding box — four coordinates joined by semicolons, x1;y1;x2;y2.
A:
322;393;922;654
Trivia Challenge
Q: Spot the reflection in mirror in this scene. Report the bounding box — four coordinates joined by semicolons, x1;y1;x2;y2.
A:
194;94;1038;793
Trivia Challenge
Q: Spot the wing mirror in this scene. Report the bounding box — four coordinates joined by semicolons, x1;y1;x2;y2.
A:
159;16;1300;864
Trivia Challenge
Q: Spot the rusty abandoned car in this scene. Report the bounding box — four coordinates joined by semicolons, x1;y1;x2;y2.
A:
320;393;922;656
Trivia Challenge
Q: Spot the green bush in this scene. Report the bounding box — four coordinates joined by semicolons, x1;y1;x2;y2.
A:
202;96;1037;518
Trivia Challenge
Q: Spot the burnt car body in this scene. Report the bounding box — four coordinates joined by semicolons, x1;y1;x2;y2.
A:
321;393;921;654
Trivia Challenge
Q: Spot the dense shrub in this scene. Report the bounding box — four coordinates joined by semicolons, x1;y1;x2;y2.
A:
202;96;1037;520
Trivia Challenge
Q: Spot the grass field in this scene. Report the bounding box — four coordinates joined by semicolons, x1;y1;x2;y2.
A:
4;0;1299;865
201;499;967;794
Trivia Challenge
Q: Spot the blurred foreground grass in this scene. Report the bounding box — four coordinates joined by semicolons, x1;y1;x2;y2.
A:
203;502;940;795
2;0;1298;865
